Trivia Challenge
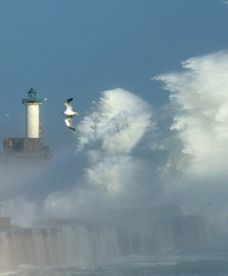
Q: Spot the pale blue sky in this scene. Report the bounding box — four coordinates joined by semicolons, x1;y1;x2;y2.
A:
0;0;227;146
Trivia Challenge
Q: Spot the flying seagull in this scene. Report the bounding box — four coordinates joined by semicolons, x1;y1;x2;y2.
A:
63;98;79;131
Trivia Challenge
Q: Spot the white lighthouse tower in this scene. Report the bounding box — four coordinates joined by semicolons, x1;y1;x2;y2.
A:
22;88;42;138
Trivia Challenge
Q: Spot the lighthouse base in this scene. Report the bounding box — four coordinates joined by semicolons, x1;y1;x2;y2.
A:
3;138;50;160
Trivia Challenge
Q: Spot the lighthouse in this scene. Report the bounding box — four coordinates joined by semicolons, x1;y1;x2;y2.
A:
3;88;50;159
22;88;42;139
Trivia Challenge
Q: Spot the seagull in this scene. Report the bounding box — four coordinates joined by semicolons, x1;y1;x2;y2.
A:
63;98;79;131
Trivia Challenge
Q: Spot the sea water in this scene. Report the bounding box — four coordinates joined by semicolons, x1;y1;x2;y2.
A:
2;253;228;276
0;207;225;275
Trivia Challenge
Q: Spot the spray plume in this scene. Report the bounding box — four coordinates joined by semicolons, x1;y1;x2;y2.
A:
155;51;228;177
44;88;158;220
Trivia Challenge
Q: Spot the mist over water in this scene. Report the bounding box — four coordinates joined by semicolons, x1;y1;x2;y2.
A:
1;52;228;274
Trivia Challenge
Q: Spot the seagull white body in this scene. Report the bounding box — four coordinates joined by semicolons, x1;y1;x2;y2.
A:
63;98;79;131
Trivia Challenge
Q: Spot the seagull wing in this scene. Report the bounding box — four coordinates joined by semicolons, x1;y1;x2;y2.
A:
64;116;73;128
64;98;74;112
65;98;73;104
64;116;75;131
